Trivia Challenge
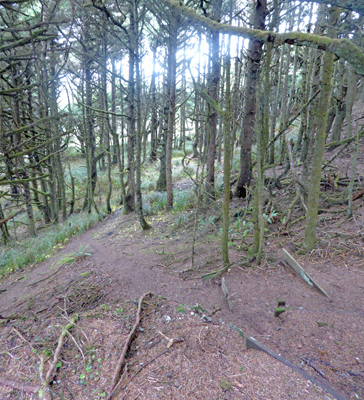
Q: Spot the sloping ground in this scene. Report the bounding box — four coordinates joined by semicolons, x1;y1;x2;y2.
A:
0;205;363;399
0;294;335;400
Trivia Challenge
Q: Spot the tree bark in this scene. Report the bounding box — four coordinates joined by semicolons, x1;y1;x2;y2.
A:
235;0;267;198
302;7;339;250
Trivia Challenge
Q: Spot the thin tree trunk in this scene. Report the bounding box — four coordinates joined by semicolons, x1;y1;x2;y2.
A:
124;12;136;214
205;7;221;201
166;16;178;209
235;0;267;198
134;3;151;229
302;7;339;250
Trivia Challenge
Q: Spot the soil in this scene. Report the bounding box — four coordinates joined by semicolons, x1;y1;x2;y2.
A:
1;113;364;400
0;195;364;400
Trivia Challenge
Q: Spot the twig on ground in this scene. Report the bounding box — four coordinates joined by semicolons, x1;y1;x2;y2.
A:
121;349;169;400
298;356;326;379
157;330;184;348
0;377;40;394
26;263;62;287
106;363;128;400
109;291;152;394
45;314;79;383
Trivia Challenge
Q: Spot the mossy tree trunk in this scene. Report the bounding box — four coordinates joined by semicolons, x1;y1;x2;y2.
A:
221;38;231;267
302;6;339;250
134;1;151;229
205;0;221;201
149;42;158;163
165;12;178;210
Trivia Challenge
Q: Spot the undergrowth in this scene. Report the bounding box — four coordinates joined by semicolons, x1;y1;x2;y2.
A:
0;212;99;276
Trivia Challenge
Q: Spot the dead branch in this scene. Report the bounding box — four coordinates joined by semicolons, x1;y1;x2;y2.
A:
0;208;25;225
121;349;169;400
109;291;152;394
298;356;326;379
106;364;128;400
0;376;40;394
45;314;79;383
353;187;364;201
157;330;184;349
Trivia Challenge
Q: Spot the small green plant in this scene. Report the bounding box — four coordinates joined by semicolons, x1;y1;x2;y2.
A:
114;307;124;316
176;305;187;313
263;209;278;224
58;244;91;266
192;304;206;313
175;213;188;226
198;215;217;230
241;221;254;240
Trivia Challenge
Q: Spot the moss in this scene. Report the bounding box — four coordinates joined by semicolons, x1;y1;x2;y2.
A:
164;0;364;75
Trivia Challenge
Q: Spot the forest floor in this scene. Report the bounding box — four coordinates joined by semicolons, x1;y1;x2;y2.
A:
1;135;364;399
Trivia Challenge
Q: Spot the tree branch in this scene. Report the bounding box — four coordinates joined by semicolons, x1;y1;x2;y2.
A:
161;0;364;75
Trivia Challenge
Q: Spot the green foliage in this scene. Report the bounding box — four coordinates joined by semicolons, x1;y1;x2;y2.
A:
174;189;195;211
198;215;217;230
143;192;166;214
58;244;91;266
0;212;99;276
263;209;278;224
176;305;186;313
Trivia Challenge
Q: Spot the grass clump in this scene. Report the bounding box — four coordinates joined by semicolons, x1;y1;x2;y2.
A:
0;212;99;277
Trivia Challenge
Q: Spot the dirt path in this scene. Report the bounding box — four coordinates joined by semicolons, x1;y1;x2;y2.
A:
0;209;363;399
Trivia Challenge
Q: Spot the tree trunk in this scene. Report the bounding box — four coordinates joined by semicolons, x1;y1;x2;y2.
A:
124;11;136;214
302;6;339;250
166;16;178;209
205;2;221;201
235;0;267;198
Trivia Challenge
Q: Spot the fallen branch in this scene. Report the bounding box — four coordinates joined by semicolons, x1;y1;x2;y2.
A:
353;187;364;201
0;377;40;394
38;314;78;400
45;315;79;383
298;356;326;379
121;350;169;400
106;364;128;400
109;291;152;394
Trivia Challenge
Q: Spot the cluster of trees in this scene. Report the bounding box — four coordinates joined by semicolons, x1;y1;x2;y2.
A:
0;0;363;264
